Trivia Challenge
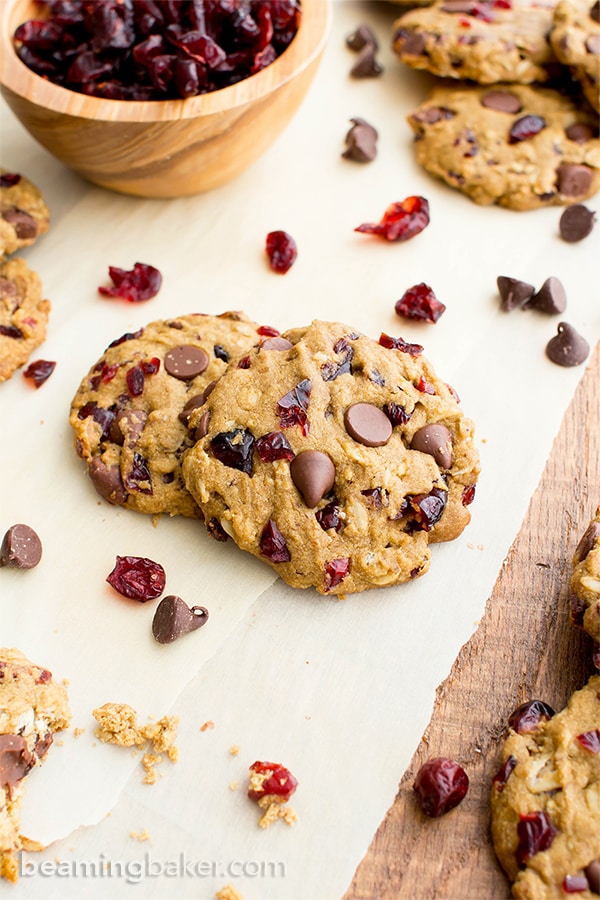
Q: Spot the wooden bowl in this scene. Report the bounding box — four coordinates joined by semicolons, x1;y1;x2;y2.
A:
0;0;331;197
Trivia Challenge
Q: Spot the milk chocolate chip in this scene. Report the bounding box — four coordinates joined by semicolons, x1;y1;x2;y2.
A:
557;164;593;196
1;207;38;239
0;524;42;569
87;457;126;505
480;91;522;114
0;734;35;795
344;403;392;447
290;450;336;508
559;204;596;242
165;345;209;380
152;595;209;644
411;424;453;469
585;858;600;894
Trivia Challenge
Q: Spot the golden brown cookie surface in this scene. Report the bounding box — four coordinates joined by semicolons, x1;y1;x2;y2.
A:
0;170;49;259
0;257;51;383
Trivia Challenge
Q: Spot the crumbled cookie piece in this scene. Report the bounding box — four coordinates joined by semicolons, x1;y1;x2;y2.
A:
216;885;244;900
92;703;178;784
247;760;298;828
0;648;70;882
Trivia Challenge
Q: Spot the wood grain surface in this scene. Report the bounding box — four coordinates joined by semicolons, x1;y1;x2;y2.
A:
345;342;599;900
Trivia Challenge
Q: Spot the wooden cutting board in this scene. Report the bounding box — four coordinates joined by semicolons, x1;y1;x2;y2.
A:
344;342;599;899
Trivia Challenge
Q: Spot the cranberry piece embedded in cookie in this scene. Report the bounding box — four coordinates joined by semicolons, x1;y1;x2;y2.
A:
125;451;153;494
259;520;291;563
255;431;295;463
106;555;166;601
516;811;558;866
324;557;351;592
508;115;546;143
210;429;255;475
248;760;298;802
403;486;448;531
563;875;590;893
290;450;335;508
277;379;311;436
315;499;343;532
508;699;555;734
491;754;517;792
383;402;411;427
413;757;469;817
576;730;600;753
379;332;424;357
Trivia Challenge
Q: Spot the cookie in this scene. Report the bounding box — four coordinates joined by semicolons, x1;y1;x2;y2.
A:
0;257;51;383
0;648;71;883
0;170;49;259
490;675;600;898
407;84;600;209
182;320;480;595
571;506;600;668
392;0;560;84
551;0;600;113
69;312;264;518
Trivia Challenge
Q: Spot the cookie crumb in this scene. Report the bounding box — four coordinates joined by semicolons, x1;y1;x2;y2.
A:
229;744;240;756
216;885;244;900
200;720;215;732
92;703;178;784
257;797;298;829
73;727;85;738
129;830;151;842
229;781;239;791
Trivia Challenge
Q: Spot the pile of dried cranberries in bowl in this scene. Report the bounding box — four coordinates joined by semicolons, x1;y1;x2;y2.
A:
13;0;302;101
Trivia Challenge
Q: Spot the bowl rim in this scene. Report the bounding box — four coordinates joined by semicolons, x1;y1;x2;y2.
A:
0;0;332;122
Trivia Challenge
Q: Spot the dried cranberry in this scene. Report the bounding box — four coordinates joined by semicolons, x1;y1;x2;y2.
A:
210;429;255;475
106;555;165;601
508;700;555;734
141;357;160;375
125;452;153;493
126;365;146;397
277;379;311;436
576;730;600;753
378;332;424;357
462;484;476;506
563;875;590;893
265;230;297;273
259;519;291;563
395;283;446;323
516;811;557;866
206;518;229;542
315;500;343;532
248;760;298;802
361;487;387;508
77;401;116;442
355;196;430;242
255;431;295;463
413;757;469;817
0;173;21;187
107;328;144;349
257;324;280;338
22;359;56;387
0;324;23;339
98;262;162;302
403;486;447;531
324;557;350;592
321;339;354;381
492;754;517;792
416;375;436;395
509;115;545;144
382;402;411;426
213;344;229;362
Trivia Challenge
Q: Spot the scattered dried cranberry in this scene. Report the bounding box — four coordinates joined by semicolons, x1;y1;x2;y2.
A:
106;555;165;601
516;811;557;866
378;333;424;357
277;379;311;436
324;557;350;592
395;283;446;323
259;519;291;563
22;359;56;388
508;700;555;734
355;196;430;242
248;760;298;802
210;429;255;475
255;431;295;463
413;757;469;817
492;754;517;792
576;730;600;753
265;230;297;274
509;115;546;144
98;263;162;302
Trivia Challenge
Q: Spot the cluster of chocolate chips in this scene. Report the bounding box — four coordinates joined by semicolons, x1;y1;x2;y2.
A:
345;23;383;79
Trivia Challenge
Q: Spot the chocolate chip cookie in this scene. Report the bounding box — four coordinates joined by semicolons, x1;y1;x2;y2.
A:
0;648;71;883
407;83;600;209
551;0;600;112
0;170;49;259
490;676;600;898
69;312;264;518
571;506;600;668
0;257;51;383
392;0;560;84
182;320;480;595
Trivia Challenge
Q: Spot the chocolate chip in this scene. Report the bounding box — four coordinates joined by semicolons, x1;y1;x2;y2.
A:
546;322;590;367
574;521;600;563
557;164;593;197
344;403;392;447
193;410;211;440
480;90;522;114
395;29;426;56
87;457;126;505
529;276;567;314
591;0;600;22
565;122;596;143
290;450;336;508
350;43;383;78
260;337;293;351
559;204;596;242
586;34;600;53
411;424;453;469
152;595;209;644
411;106;455;125
178;393;206;426
0;524;42;569
342;117;378;163
0;734;35;796
585;858;600;894
1;207;38;239
346;23;378;52
497;276;535;311
109;408;148;448
164;345;209;380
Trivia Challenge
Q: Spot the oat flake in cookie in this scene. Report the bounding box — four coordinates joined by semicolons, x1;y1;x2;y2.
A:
182;320;480;595
0;170;49;259
407;84;600;210
0;257;51;383
69;312;264;518
571;505;600;667
0;648;71;882
490;675;600;898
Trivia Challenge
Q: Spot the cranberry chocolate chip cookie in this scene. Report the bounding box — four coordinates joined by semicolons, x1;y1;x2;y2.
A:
491;676;600;898
571;506;600;668
407;84;600;209
551;0;600;113
69;312;264;518
0;170;49;259
0;648;71;883
392;0;560;84
182;320;480;595
0;257;51;383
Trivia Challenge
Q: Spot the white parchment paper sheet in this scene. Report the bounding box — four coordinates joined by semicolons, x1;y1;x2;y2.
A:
1;1;598;897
